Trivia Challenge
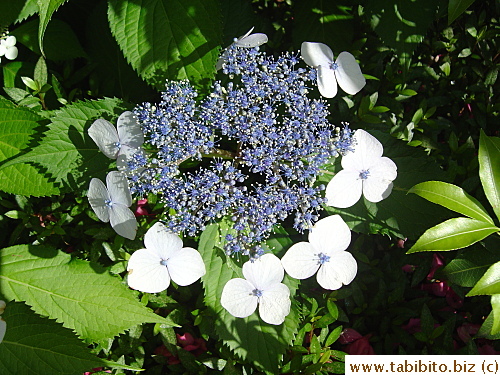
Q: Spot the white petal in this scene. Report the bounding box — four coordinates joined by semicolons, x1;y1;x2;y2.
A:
309;215;351;255
281;242;320;280
300;42;333;67
325;169;363;208
5;46;18;60
316;251;357;290
127;249;171;293
117;111;144;149
369;156;398;181
88;178;110;222
144;222;183;260
88;119;120;159
342;130;383;171
259;283;291;325
363;180;394;203
0;319;5;344
239;27;255;39
221;278;258;318
235;33;268;47
4;35;16;47
334;52;366;95
242;253;284;291
109;204;137;240
106;171;132;207
0;44;6;56
317;65;338;98
166;247;206;286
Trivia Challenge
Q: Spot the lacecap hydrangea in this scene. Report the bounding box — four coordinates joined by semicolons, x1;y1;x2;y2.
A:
127;43;354;258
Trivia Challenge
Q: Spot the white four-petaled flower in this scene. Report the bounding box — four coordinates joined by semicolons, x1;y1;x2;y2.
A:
87;171;137;240
301;42;365;98
325;129;398;208
127;222;206;293
221;253;291;325
216;27;268;70
281;215;356;290
88;111;144;172
0;35;18;63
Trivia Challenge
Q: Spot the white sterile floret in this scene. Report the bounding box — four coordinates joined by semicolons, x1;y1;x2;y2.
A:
220;253;291;325
0;35;18;61
325;129;398;208
301;41;365;98
87;171;137;240
127;222;206;293
88;111;144;171
216;27;268;70
281;215;356;290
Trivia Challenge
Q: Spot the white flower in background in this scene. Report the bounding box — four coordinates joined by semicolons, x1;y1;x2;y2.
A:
281;215;356;290
0;300;6;344
127;222;206;293
221;253;291;325
87;171;137;240
88;111;144;172
301;42;365;98
216;27;268;70
325;129;397;208
0;35;18;63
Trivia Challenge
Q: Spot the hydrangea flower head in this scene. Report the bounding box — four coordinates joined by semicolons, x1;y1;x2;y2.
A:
0;35;18;62
127;222;206;293
281;215;356;290
220;253;291;325
88;111;144;172
301;42;365;98
87;171;137;240
325;129;397;208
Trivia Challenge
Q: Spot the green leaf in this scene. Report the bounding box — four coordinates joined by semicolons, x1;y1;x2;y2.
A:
0;98;127;192
448;0;476;24
221;0;262;46
292;1;355;52
442;247;498;287
34;57;48;86
0;301;107;375
199;224;300;373
477;312;500;339
0;0;38;26
467;262;500;296
490;295;500;335
0;244;167;342
36;0;69;56
409;181;494;224
12;18;86;61
85;1;155;103
479;131;500;222
364;0;442;69
0;98;59;196
407;217;499;253
108;0;222;90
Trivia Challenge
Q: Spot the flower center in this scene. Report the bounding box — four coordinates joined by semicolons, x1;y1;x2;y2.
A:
318;252;330;264
113;141;121;149
330;62;339;70
160;259;168;266
359;169;370;180
252;288;263;298
104;199;113;207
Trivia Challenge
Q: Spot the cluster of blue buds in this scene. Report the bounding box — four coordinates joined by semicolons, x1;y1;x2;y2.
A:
128;43;354;258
